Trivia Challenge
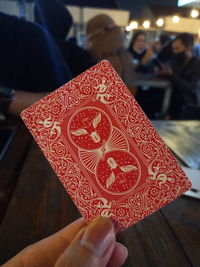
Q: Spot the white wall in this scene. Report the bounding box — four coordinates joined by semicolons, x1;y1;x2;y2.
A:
0;2;130;27
82;7;130;26
0;0;19;16
0;0;34;21
66;5;130;26
165;16;200;34
178;0;200;7
66;5;81;24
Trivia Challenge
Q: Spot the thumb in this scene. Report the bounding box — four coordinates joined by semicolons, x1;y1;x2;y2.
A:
54;217;116;267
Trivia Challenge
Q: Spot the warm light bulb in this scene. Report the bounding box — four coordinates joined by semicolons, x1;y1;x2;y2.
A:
191;9;199;18
143;20;151;29
156;18;164;27
172;15;180;23
130;21;138;30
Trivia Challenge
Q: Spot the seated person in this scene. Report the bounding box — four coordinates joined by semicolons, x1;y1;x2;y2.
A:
154;33;173;65
0;12;71;116
86;14;135;90
156;33;200;119
128;30;154;74
128;31;162;118
34;0;95;77
154;34;170;53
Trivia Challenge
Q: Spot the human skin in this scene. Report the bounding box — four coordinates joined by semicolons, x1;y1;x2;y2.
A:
2;217;128;267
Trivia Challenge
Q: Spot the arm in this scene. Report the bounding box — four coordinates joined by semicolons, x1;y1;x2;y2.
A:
156;62;200;96
170;71;200;95
140;47;154;65
8;91;48;116
135;48;154;74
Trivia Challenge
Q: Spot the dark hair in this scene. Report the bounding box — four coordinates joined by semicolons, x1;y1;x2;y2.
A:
129;30;147;51
159;33;170;46
175;33;194;47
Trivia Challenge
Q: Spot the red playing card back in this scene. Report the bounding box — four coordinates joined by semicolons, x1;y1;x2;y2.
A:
21;60;191;232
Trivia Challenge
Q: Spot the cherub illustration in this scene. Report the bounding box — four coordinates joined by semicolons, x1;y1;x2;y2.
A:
70;112;102;143
94;78;107;93
149;165;174;186
94;78;114;104
37;117;61;137
106;157;138;189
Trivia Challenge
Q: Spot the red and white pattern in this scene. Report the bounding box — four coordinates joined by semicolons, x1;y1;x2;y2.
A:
21;60;191;232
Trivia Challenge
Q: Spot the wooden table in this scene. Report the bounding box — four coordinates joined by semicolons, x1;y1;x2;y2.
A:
0;120;200;266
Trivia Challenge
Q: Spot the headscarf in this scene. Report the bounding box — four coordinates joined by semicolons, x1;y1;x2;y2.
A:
86;14;135;89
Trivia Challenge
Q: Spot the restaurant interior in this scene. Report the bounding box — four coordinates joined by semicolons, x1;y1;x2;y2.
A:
0;0;200;266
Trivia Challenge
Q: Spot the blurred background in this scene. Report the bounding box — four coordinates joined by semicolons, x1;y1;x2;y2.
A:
1;0;200;43
0;2;200;266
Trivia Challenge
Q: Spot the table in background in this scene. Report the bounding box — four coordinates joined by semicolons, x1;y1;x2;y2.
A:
0;118;32;222
134;75;172;118
0;120;200;267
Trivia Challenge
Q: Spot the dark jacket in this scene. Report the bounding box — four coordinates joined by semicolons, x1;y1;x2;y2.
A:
0;12;71;92
34;0;95;77
171;57;200;106
167;56;200;118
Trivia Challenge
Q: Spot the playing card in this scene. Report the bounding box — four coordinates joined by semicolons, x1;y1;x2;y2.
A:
21;60;191;232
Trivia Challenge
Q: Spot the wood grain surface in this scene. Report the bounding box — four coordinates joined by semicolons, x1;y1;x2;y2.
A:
0;120;200;266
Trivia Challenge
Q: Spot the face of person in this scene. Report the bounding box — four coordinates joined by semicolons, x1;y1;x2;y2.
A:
133;34;146;53
172;39;192;64
172;39;187;54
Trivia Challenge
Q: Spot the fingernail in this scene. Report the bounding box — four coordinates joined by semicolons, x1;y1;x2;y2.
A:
115;242;128;259
80;217;115;258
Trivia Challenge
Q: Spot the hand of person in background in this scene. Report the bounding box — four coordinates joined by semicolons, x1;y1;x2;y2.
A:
155;65;173;77
2;217;128;267
141;45;154;65
8;91;48;116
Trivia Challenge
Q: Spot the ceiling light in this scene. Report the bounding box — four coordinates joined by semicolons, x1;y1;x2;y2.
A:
143;20;151;29
191;9;199;18
156;18;164;27
129;21;138;30
126;25;131;32
172;15;180;23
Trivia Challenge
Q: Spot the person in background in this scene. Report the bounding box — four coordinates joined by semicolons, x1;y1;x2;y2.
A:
156;32;200;119
154;33;171;55
0;12;71;116
127;31;161;118
193;42;200;59
35;0;95;77
2;217;128;267
154;33;173;64
128;30;154;73
86;14;135;90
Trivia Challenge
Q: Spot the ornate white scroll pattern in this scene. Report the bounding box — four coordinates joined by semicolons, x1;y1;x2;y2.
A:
21;60;191;232
21;89;112;222
92;61;190;225
68;106;140;197
78;127;129;173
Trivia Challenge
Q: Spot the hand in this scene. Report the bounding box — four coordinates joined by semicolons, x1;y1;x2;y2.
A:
141;47;154;65
8;91;48;116
2;217;128;267
155;65;173;77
